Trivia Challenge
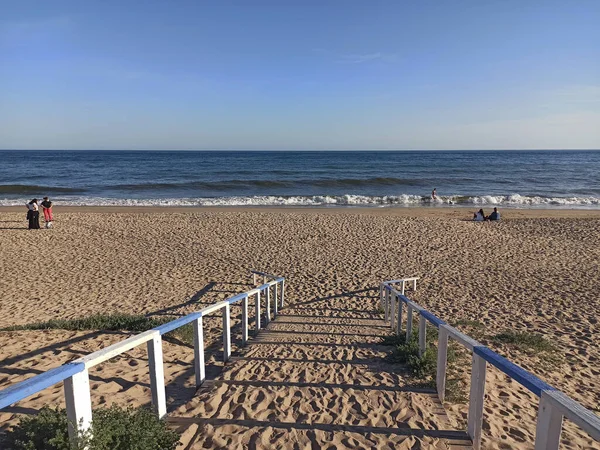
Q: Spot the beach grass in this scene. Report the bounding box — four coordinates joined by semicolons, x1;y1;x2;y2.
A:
491;330;555;353
0;313;194;345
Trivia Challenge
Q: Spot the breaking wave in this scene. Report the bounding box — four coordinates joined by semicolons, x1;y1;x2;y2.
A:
1;193;600;208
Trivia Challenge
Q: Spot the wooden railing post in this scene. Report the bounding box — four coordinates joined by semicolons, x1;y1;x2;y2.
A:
413;278;417;291
266;285;271;325
384;287;389;322
436;326;449;402
64;369;93;444
280;279;285;309
534;394;563;450
255;291;261;333
418;315;426;356
468;353;487;449
147;335;167;418
242;296;248;345
223;304;231;362
193;316;205;386
406;304;413;341
390;291;396;330
401;280;406;295
397;295;403;334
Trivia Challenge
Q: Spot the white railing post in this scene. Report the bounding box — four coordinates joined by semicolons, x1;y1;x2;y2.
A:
468;354;487;450
274;282;278;318
280;279;285;309
436;326;449;402
266;285;271;324
534;394;563;450
147;335;167;418
418;315;426;356
390;291;396;330
274;284;278;317
401;280;406;295
255;291;261;333
413;278;417;291
242;295;248;345
379;284;383;310
223;303;231;362
193;316;205;386
64;369;93;444
396;296;403;334
253;273;257;285
263;275;266;284
406;304;413;341
384;287;389;322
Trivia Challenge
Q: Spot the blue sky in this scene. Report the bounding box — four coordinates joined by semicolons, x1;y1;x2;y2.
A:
1;0;599;150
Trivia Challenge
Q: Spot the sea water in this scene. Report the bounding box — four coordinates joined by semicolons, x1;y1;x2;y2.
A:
1;150;599;208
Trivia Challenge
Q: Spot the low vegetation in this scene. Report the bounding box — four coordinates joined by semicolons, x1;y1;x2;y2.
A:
491;330;555;353
0;313;194;345
3;405;180;450
380;328;466;401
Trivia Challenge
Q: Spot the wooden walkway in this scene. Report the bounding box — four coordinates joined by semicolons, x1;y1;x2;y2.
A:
168;290;472;449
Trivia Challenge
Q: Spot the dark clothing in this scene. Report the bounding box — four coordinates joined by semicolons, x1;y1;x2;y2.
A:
488;211;500;221
41;200;52;209
28;210;40;229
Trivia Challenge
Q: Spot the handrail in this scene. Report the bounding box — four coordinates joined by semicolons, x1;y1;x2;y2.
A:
380;278;600;450
0;272;286;443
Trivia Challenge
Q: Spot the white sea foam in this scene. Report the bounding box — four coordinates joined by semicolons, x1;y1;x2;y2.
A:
2;193;600;208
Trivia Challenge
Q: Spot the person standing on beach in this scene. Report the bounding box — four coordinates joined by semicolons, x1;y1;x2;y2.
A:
41;197;53;228
27;199;40;229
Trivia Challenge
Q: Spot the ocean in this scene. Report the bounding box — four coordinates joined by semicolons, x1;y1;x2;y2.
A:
1;150;599;208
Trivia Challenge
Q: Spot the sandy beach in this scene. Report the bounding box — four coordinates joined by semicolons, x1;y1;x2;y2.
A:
1;207;599;449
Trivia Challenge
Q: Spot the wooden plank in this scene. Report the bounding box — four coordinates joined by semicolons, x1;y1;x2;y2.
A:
473;346;553;396
153;312;202;335
418;315;426;356
75;330;158;369
255;290;261;332
242;296;248;345
193;316;205;386
147;335;167;418
445;326;481;351
201;300;229;316
223;304;231;362
437;326;449;403
0;362;84;409
390;292;396;330
396;299;403;335
534;392;563;450
64;367;93;443
545;390;600;441
467;354;487;450
406;305;413;341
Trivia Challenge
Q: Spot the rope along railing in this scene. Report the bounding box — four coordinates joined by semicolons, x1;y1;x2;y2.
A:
380;278;600;450
0;272;285;443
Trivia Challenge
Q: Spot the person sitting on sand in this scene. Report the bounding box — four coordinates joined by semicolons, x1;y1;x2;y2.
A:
41;197;53;228
487;207;500;221
473;209;485;222
431;188;437;200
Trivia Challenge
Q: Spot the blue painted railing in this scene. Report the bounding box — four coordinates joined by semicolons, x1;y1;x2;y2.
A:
381;279;600;450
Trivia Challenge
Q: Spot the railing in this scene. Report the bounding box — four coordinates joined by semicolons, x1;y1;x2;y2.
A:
380;278;600;450
0;272;285;443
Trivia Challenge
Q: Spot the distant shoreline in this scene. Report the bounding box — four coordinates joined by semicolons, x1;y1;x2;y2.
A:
2;205;600;218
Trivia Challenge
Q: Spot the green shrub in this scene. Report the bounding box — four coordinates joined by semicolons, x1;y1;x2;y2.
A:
0;314;193;346
1;314;169;333
491;331;555;353
4;406;180;450
2;406;77;450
